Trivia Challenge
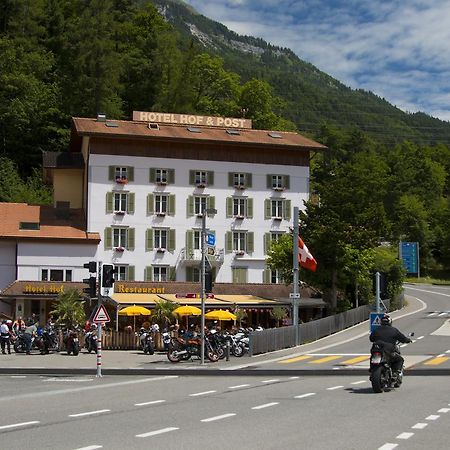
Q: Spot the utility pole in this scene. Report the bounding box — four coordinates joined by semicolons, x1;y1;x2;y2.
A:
292;207;300;346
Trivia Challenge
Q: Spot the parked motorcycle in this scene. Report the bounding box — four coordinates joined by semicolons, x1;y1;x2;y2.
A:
64;328;80;356
84;329;98;354
369;332;414;393
137;328;155;355
162;330;171;352
167;334;219;363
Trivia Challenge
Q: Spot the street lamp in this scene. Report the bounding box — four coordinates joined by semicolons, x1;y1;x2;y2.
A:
201;207;217;365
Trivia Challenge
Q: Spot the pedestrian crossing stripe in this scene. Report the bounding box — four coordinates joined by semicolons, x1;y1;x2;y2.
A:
423;356;450;366
340;355;369;365
279;355;312;364
309;355;341;364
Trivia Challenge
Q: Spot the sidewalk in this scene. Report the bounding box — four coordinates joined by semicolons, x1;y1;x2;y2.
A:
0;295;432;376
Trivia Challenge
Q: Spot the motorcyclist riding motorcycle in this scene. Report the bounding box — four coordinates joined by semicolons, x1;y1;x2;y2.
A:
369;314;411;376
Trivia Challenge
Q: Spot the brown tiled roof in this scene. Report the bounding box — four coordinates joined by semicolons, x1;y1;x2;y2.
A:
0;203;100;242
71;117;327;151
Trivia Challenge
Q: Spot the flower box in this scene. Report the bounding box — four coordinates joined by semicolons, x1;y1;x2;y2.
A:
115;178;129;184
114;211;125;216
156;248;166;253
114;247;125;252
234;250;245;256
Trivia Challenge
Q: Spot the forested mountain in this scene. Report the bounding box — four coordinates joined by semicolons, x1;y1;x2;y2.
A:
1;0;449;307
153;0;450;146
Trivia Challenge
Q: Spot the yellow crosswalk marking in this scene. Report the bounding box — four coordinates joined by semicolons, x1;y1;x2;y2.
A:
340;355;369;365
423;356;450;366
309;355;342;364
279;355;313;364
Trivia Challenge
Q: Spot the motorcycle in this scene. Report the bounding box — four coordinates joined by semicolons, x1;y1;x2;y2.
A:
137;328;155;355
13;331;39;353
369;332;414;393
84;329;98;354
162;330;171;352
64;328;80;356
167;334;219;363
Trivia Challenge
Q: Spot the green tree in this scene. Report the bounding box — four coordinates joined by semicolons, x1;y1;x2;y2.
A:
152;300;177;329
270;307;288;327
50;288;85;328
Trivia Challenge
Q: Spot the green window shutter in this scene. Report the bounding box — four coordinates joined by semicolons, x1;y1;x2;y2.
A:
246;232;254;253
168;229;176;251
207;196;215;210
264;199;271;219
169;266;176;281
283;199;291;221
127;167;134;182
266;174;272;188
186;266;193;282
144;266;153;282
187;196;194;217
108;166;115;181
226;197;233;218
246;198;253;219
232;268;238;284
145;229;154;251
284;175;290;189
168;169;175;184
186;230;194;257
104;227;112;250
168;194;176;216
263;269;271;283
127;193;135;214
246;173;252;188
228;172;234;187
207;171;214;186
241;268;248;283
225;231;233;253
233;268;247;284
149;168;156;183
127;265;135;281
189;170;195;185
147;194;154;215
106;192;113;213
263;233;271;254
127;228;135;251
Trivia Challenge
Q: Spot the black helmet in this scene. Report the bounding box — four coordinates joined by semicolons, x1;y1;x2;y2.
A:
381;314;392;326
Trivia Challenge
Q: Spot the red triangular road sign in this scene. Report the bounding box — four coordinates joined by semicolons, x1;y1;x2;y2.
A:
93;305;110;323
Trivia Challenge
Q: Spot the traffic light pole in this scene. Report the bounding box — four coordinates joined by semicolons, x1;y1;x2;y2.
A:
96;261;103;378
292;207;300;346
200;214;206;366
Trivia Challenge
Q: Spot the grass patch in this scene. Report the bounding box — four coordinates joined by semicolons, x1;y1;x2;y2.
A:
405;276;450;285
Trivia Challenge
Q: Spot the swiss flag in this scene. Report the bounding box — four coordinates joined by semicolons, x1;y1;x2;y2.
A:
298;237;317;272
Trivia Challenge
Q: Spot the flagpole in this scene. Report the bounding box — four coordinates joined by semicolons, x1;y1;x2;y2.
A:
293;207;300;346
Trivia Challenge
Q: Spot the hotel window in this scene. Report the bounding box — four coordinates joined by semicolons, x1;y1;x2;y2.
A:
149;168;175;185
264;199;291;221
267;174;290;190
187;195;215;217
147;194;175;216
264;232;284;254
153;266;168;282
232;267;248;284
263;268;283;284
115;265;135;281
186;267;201;283
225;231;254;254
226;197;253;219
145;228;176;252
106;192;135;214
104;227;135;251
189;170;214;187
194;196;207;215
41;269;72;282
154;229;167;249
144;266;176;281
185;229;214;258
228;172;252;189
108;166;134;183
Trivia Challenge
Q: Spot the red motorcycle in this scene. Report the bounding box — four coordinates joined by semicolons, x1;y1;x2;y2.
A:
64;328;80;356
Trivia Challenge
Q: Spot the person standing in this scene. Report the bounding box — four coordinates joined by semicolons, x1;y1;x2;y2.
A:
0;320;11;354
23;320;37;355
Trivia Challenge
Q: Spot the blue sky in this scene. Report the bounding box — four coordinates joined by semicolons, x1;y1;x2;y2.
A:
183;0;450;122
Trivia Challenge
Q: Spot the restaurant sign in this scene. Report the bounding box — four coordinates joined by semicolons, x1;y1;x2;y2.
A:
116;284;166;294
133;111;252;129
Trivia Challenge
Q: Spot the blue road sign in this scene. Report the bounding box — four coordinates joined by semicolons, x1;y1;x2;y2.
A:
206;233;215;246
370;312;385;333
400;242;419;274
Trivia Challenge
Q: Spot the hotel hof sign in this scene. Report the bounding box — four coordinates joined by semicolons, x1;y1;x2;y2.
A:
133;111;252;129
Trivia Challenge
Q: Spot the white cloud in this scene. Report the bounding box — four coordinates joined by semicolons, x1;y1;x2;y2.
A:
184;0;450;121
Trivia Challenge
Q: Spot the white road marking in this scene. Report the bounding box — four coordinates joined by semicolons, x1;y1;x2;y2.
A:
294;393;316;399
69;409;110;418
135;400;166;406
436;353;445;358
327;386;344;390
445;350;450;354
0;421;40;431
426;415;440;420
396;432;414;439
411;423;428;429
351;380;366;385
400;344;408;347
10;376;27;379
228;384;250;389
378;444;398;450
74;446;103;450
438;408;450;413
136;427;179;438
289;376;300;379
428;312;439;316
252;402;279;410
438;312;447;316
261;379;279;383
200;413;236;422
417;336;424;340
189;390;216;397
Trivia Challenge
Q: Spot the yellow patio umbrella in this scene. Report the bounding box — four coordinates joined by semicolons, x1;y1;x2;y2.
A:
205;309;237;321
173;305;202;329
118;305;151;331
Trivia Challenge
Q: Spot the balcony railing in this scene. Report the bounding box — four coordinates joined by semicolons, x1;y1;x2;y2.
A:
179;247;224;265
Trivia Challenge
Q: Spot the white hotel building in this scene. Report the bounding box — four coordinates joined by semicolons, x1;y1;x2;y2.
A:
0;112;326;325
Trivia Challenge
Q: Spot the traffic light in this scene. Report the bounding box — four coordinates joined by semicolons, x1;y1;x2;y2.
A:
83;261;97;273
205;268;213;293
83;276;97;298
102;264;115;288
